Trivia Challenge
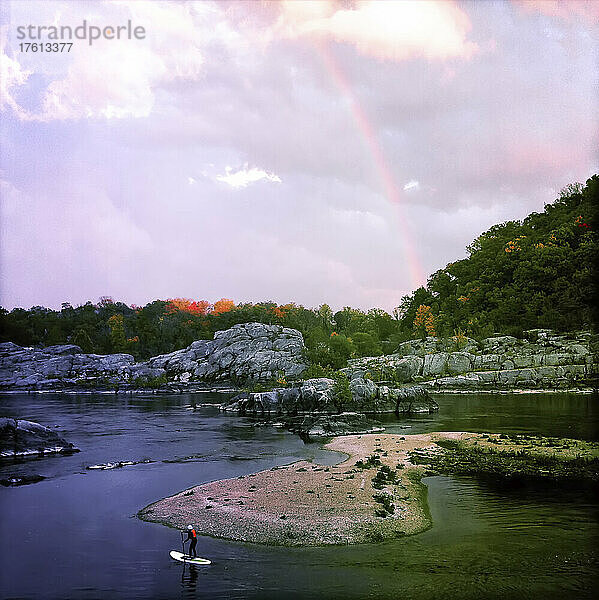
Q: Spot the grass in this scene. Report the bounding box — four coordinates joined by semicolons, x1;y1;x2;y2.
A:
355;454;382;469
410;436;599;484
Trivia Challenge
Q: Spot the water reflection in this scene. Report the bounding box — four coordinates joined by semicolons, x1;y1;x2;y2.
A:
379;392;599;440
181;564;199;597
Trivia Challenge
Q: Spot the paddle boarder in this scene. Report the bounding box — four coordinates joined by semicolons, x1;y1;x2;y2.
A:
183;525;198;558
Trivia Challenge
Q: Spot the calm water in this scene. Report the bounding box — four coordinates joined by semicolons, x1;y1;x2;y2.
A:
0;392;597;600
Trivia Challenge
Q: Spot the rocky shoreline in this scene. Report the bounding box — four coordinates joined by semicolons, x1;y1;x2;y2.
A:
344;329;597;392
1;325;595;396
138;431;599;546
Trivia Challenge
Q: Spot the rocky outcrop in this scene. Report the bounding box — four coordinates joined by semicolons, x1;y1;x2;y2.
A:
285;413;385;441
147;323;306;383
1;327;594;393
343;330;596;391
0;323;308;390
222;379;437;417
0;342;152;390
0;418;79;457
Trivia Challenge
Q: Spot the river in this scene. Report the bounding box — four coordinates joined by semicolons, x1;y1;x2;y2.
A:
0;392;597;599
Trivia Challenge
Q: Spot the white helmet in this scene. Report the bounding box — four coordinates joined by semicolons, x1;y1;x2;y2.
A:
187;525;193;529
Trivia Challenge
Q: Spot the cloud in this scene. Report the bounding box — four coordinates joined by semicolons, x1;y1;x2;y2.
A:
403;180;420;192
0;27;31;118
215;165;282;189
276;0;477;61
1;0;477;123
0;179;153;308
1;0;216;120
513;0;599;23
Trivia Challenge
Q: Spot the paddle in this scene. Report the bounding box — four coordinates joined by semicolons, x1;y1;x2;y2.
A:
180;531;187;559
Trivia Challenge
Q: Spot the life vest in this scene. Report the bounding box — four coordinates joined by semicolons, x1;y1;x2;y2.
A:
191;529;196;538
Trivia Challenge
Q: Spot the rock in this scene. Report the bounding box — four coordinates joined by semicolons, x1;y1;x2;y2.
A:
248;391;281;416
0;342;23;354
222;379;336;417
343;354;423;384
0;418;79;457
482;336;518;351
543;353;576;366
1;326;594;393
148;323;307;383
86;458;153;470
42;345;83;355
222;379;436;418
397;336;479;356
473;354;502;371
497;369;519;385
349;377;377;403
423;352;449;377
0;474;45;487
349;379;436;413
395;386;439;413
284;413;385;441
298;378;336;411
351;329;595;391
512;354;535;368
447;352;474;374
568;344;590;356
396;356;424;381
0;323;308;390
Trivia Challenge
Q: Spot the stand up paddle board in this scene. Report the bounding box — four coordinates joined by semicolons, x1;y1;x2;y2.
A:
170;550;211;565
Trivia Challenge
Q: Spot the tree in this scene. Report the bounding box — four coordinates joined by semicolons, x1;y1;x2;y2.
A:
352;332;382;357
212;299;235;315
107;314;127;352
165;298;211;315
413;305;436;339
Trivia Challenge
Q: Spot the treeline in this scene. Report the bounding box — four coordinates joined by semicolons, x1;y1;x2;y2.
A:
0;297;399;368
0;176;596;366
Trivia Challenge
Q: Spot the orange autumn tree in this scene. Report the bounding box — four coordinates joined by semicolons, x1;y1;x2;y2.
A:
165;298;211;316
413;304;436;339
211;298;236;315
271;303;295;319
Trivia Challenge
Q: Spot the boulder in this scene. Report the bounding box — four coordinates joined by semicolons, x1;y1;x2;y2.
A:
0;342;23;355
298;378;335;411
349;377;377;403
222;379;336;416
0;418;79;457
447;352;474;374
42;345;82;355
512;354;536;368
394;356;424;382
222;379;436;418
473;354;502;371
543;353;577;367
482;336;519;351
395;386;439;413
285;413;385;441
423;352;449;377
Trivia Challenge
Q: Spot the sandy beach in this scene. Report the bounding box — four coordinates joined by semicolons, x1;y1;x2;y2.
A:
138;431;599;546
139;433;450;546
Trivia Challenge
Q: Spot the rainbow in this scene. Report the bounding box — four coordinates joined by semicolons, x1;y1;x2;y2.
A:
315;40;426;292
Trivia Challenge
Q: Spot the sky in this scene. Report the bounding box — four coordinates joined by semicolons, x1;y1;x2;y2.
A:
0;0;597;313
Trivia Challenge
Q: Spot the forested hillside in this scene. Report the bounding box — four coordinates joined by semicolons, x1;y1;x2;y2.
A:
1;176;596;366
396;175;597;338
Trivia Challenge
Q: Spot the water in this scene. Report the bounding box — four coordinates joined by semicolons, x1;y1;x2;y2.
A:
0;392;597;599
